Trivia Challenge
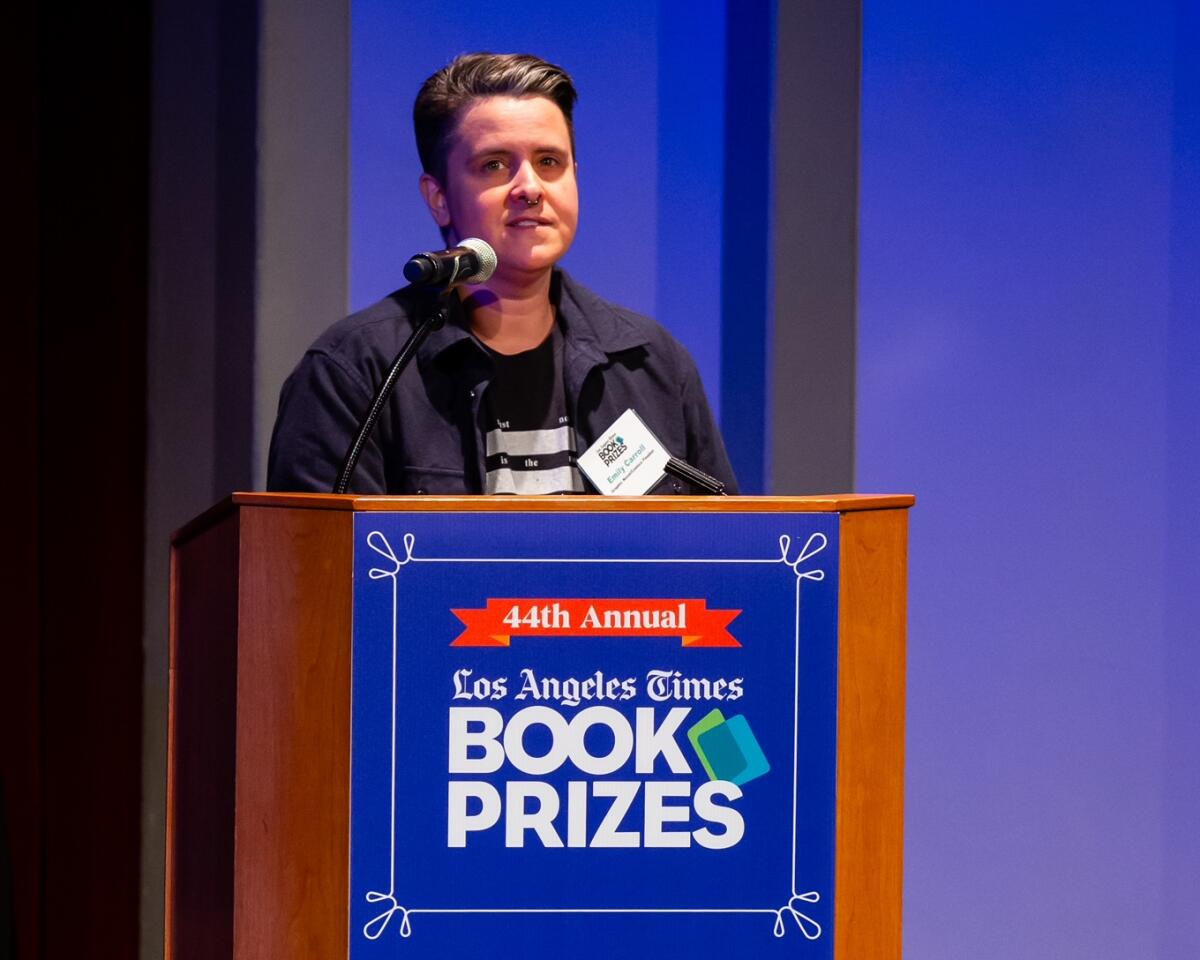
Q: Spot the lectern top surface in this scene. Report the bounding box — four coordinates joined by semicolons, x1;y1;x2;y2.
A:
230;492;915;514
174;493;914;544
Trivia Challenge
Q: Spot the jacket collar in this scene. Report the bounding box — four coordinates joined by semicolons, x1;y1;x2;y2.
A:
554;270;650;356
411;269;649;376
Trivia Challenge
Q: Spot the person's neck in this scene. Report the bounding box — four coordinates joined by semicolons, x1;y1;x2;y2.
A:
463;269;556;355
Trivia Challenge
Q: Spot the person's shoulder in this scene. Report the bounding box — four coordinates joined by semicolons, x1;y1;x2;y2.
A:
307;288;426;363
558;272;692;360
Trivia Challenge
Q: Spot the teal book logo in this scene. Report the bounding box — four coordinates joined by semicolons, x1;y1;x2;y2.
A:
687;708;770;785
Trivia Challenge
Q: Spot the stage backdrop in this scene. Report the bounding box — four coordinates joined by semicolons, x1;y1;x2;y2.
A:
858;1;1199;958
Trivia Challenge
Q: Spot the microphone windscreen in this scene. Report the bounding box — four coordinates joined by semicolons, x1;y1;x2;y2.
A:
459;237;498;283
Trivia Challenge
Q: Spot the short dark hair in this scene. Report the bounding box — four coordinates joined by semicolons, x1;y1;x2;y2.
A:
413;52;578;183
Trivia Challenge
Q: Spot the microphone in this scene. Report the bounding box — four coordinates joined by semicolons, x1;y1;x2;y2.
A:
403;237;497;287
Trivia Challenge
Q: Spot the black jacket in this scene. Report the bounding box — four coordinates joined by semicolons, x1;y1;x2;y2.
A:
267;271;737;495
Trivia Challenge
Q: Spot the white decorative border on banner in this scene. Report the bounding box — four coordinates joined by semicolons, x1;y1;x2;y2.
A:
359;528;829;944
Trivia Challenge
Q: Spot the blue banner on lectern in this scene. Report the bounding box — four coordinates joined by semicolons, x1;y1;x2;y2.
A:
350;511;838;958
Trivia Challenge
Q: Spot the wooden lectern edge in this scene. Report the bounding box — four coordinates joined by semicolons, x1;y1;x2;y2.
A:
173;492;914;542
241;491;912;510
833;507;909;958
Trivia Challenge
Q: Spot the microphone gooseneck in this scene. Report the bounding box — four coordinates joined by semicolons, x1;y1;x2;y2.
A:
333;238;498;493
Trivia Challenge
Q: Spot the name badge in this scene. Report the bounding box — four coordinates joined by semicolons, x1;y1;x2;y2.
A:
577;409;670;496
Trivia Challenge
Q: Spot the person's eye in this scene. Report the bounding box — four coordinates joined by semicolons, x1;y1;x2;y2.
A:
539;156;560;167
482;158;506;173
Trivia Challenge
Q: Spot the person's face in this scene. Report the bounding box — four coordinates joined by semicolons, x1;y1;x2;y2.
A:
420;95;579;284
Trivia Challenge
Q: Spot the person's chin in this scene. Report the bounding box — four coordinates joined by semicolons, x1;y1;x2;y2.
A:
500;244;563;275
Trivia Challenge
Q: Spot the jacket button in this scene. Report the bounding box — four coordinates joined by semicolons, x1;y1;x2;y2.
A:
468;389;476;399
673;482;683;493
416;487;426;495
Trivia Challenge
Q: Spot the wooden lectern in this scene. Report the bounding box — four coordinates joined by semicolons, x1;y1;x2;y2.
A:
167;493;912;960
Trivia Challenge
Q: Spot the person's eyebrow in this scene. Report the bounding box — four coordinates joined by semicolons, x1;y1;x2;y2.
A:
460;144;510;162
467;139;568;156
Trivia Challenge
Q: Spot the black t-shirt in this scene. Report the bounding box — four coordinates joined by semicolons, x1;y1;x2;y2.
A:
481;324;585;494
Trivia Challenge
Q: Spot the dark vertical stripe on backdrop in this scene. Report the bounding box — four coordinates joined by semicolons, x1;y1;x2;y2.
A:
770;0;860;494
721;0;775;493
212;0;260;494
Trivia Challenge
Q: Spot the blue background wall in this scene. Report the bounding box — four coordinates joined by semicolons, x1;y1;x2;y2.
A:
350;2;1198;956
858;2;1198;956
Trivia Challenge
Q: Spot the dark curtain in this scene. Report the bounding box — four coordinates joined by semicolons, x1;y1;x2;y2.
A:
3;3;150;957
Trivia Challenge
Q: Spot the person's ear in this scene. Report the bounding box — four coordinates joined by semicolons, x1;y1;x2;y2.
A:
419;173;452;229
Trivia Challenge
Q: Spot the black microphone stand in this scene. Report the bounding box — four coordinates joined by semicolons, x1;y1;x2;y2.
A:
332;287;453;494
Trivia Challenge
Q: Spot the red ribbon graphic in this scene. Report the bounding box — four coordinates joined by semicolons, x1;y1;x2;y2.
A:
450;599;742;648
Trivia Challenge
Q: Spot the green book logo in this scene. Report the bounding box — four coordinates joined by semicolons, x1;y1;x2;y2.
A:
687;708;770;785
